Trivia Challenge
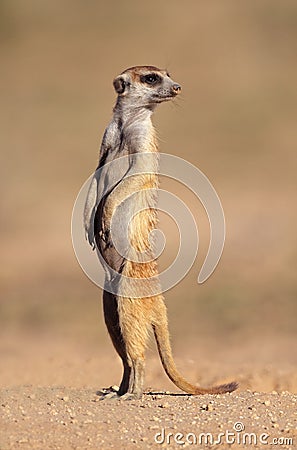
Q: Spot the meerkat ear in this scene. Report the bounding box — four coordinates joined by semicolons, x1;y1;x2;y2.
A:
113;74;129;95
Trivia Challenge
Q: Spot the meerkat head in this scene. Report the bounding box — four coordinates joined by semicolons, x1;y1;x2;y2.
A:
113;66;181;109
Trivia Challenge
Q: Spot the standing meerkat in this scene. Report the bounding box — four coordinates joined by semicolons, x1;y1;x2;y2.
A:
84;66;238;399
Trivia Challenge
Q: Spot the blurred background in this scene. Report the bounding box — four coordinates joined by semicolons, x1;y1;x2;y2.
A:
1;0;296;392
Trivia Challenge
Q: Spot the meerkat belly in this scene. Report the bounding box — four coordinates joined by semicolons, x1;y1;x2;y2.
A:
99;173;159;278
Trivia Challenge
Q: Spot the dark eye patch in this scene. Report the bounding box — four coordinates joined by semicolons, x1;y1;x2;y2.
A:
140;73;162;85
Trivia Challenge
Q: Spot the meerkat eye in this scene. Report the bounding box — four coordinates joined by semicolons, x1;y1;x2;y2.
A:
141;73;161;85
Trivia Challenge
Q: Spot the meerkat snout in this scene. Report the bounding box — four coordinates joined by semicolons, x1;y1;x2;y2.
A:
171;83;181;95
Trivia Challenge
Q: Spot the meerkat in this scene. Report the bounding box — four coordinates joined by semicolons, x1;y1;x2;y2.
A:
84;66;238;399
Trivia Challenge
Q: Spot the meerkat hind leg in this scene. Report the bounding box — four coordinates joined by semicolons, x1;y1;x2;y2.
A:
118;298;149;399
118;357;144;400
102;291;132;398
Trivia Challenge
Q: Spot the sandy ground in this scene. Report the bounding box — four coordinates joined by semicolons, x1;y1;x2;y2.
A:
1;333;296;449
1;386;296;450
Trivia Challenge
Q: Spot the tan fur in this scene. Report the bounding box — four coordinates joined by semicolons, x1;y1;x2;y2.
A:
84;66;238;399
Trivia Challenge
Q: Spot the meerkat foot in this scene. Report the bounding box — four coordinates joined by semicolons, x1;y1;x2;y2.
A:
118;392;142;401
99;391;120;401
98;390;142;401
97;385;119;399
98;385;119;395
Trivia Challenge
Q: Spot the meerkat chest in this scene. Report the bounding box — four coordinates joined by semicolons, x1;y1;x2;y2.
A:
99;113;160;238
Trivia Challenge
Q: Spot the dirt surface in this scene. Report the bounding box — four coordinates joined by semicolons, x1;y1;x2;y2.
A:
1;386;296;449
1;333;297;450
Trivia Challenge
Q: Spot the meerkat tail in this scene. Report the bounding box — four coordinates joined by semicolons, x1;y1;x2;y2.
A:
153;323;238;395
